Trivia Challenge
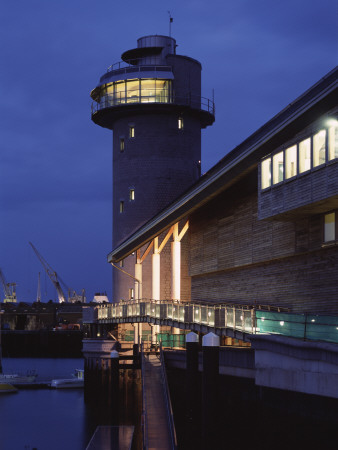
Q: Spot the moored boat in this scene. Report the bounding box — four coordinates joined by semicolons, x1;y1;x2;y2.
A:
0;382;18;393
50;369;84;389
0;371;38;385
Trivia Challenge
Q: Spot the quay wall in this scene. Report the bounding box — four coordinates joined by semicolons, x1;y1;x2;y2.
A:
1;330;83;357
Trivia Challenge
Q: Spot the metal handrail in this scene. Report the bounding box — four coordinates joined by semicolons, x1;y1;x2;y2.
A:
140;343;149;450
92;90;215;116
159;342;178;450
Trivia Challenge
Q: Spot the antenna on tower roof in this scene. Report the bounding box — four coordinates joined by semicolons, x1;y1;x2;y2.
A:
168;11;173;37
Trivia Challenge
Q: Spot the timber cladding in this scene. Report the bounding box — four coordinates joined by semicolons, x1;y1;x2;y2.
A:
189;173;338;314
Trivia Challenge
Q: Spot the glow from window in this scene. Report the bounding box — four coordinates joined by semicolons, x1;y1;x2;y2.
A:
313;130;326;167
299;138;311;173
119;201;124;213
129;126;135;138
261;157;271;189
324;212;335;242
120;138;125;152
273;151;284;184
285;145;297;179
129;189;135;201
178;117;183;129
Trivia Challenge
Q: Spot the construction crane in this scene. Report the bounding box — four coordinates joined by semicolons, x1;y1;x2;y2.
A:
29;242;85;303
0;269;17;303
29;242;67;303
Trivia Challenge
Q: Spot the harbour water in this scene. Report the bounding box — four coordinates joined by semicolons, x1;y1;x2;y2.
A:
0;357;97;450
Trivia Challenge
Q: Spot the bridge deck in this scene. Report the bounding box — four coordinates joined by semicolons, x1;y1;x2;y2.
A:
143;353;172;449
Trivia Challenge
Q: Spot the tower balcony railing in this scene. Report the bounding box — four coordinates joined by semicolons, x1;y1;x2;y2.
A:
91;89;215;116
105;60;173;76
92;298;338;344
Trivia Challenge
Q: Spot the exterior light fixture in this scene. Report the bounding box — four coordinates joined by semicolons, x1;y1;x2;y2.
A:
311;319;315;323
280;321;285;326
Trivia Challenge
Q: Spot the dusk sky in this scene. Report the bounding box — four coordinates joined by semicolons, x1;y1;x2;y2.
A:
1;0;337;303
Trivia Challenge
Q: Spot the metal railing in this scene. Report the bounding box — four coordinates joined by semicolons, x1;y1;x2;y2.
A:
92;90;215;116
93;298;338;344
159;342;178;449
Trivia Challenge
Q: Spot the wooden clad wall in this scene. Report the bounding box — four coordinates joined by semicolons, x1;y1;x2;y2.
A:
189;171;338;314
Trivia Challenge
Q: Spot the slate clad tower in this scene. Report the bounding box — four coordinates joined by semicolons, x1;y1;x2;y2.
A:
91;35;215;301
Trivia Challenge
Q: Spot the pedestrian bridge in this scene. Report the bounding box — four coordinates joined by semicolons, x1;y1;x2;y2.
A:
83;299;338;344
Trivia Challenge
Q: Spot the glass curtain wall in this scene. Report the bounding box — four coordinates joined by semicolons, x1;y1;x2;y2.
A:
103;79;171;105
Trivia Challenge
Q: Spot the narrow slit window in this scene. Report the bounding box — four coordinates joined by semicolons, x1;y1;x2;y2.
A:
178;117;184;129
324;212;335;242
129;125;135;138
129;288;134;300
120;201;124;213
120;137;125;152
129;188;135;201
119;259;124;268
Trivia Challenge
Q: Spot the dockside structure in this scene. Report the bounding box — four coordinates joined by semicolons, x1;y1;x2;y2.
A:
105;66;338;315
90;35;215;302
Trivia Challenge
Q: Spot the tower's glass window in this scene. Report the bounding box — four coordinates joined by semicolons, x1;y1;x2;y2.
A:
261;157;271;189
313;130;326;167
299;138;311;173
114;81;125;104
129;126;135;138
126;80;140;103
129;288;134;300
129;189;135;201
328;122;338;161
178;117;184;130
324;212;335;242
119;259;124;268
120;137;125;152
120;201;124;213
285;145;297;179
273;151;284;184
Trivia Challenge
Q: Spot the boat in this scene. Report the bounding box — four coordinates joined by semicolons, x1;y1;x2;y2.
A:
0;370;38;385
0;382;18;394
50;369;84;389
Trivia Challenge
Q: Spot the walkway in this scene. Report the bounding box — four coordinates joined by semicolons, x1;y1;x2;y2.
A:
143;353;172;450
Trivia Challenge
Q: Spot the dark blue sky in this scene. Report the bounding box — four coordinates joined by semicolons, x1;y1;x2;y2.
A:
1;0;337;302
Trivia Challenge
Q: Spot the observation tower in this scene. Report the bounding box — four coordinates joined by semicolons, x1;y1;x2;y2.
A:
90;35;215;301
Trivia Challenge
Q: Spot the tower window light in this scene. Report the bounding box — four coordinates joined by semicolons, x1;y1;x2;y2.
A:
129;189;135;201
129;125;135;138
120;137;125;152
178;117;184;130
120;201;124;213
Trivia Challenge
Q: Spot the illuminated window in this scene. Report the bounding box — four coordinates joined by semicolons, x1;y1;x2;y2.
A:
120;137;125;152
129;288;134;300
178;117;184;129
120;201;124;213
328;122;338;161
129;189;135;201
313;130;326;167
261;157;271;189
299;138;311;173
129;126;135;138
119;260;124;268
285;145;297;179
273;151;284;184
126;80;140;103
324;212;335;242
